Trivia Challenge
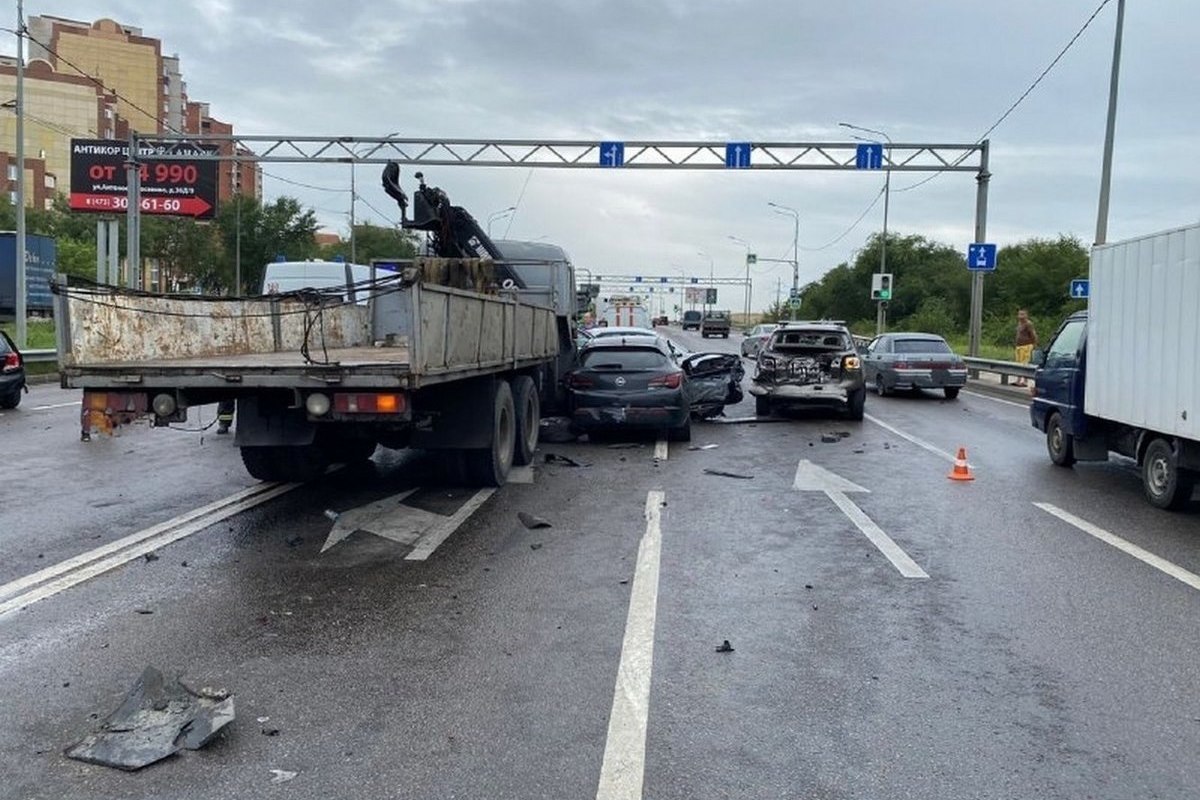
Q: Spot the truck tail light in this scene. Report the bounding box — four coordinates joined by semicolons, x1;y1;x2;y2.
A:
648;371;682;389
333;393;407;414
2;352;19;372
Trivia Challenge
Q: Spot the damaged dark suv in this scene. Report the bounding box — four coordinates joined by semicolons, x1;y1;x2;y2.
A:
750;322;866;420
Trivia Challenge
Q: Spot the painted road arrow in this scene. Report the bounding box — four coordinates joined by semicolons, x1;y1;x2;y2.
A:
793;460;928;578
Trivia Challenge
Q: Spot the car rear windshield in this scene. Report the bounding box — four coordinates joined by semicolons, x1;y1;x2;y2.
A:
0;335;12;355
771;330;850;351
580;348;671;369
894;339;951;354
683;311;701;320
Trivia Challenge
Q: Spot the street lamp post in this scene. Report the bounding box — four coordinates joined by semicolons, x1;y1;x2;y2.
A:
840;122;892;335
487;206;516;238
728;235;752;323
767;202;799;320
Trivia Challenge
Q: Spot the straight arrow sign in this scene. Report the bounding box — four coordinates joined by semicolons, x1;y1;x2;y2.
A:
793;460;929;578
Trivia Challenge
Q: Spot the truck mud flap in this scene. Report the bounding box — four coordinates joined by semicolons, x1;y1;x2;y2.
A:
233;395;317;447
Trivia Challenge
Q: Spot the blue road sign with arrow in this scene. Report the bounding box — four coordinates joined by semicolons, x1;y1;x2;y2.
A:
600;142;625;167
1070;279;1089;299
725;142;751;168
966;243;997;271
855;143;883;169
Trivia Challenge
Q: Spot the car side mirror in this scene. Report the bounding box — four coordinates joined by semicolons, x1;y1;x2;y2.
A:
1030;348;1046;367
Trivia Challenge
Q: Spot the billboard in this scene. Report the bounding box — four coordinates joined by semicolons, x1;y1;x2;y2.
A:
69;139;219;219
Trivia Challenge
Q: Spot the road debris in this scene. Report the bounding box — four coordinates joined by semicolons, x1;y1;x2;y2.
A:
143;552;159;563
543;453;585;467
64;667;235;771
538;416;578;443
133;608;154;615
820;433;840;443
323;509;340;522
284;534;304;548
715;640;735;653
530;543;543;551
606;442;644;449
687;444;720;451
517;512;552;530
270;769;297;784
703;468;754;480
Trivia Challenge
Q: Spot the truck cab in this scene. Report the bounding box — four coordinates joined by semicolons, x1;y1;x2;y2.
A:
1030;310;1089;449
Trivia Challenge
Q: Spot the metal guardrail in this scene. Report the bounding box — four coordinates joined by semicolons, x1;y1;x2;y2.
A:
23;349;58;364
851;335;1034;386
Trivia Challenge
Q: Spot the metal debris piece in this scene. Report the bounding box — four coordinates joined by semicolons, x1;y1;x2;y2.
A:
715;640;735;653
606;442;644;450
64;666;235;771
687;443;720;451
323;509;340;521
543;453;585;467
270;769;297;784
517;512;552;530
820;434;840;443
133;609;154;615
143;552;159;563
530;543;543;551
703;468;754;480
285;534;304;548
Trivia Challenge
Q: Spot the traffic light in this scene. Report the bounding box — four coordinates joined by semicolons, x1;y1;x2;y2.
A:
705;288;718;304
870;273;893;301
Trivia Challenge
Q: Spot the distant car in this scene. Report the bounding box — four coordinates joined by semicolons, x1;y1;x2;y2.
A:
0;331;27;409
681;310;703;331
586;326;690;363
652;315;669;327
701;310;731;338
740;324;779;359
862;332;969;399
749;322;866;419
567;338;692;441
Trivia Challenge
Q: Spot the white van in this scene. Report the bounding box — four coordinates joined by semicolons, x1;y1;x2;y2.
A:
260;260;377;304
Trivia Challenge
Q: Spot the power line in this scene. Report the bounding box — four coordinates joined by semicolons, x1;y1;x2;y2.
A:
262;171;349;192
895;0;1113;193
799;184;887;252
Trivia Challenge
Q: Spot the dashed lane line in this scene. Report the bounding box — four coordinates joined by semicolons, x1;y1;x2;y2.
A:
595;490;665;800
1034;502;1200;593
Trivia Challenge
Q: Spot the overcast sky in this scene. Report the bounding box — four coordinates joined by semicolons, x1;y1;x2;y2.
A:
9;0;1199;310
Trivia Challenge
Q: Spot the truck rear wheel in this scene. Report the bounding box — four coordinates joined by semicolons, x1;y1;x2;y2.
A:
1143;438;1196;511
510;375;540;467
1046;413;1076;467
462;380;515;487
240;444;329;483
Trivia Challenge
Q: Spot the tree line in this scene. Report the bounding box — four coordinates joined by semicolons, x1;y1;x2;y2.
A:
762;232;1088;347
0;194;417;295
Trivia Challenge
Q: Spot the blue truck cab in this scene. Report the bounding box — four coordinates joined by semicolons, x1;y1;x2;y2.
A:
1029;310;1089;452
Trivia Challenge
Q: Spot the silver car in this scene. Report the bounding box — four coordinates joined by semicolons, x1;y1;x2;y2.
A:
862;332;969;399
740;324;779;359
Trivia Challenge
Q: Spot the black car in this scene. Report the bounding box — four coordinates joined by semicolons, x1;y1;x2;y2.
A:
0;331;28;409
681;310;703;331
567;337;692;441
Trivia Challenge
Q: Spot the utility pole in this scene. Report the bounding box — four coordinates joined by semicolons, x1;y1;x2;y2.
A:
1094;0;1125;246
350;163;357;265
14;0;26;347
768;202;800;321
968;140;991;357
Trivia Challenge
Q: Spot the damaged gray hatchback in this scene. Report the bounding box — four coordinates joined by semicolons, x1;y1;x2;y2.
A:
749;322;866;420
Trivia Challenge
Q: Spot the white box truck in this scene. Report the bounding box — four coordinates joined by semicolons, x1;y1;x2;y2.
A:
1030;222;1200;509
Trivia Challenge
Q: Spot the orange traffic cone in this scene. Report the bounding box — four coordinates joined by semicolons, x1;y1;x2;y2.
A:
948;447;974;481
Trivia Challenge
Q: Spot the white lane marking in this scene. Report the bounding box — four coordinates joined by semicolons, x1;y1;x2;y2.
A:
596;490;665;800
32;401;82;411
0;482;292;603
0;483;298;617
827;491;929;579
793;459;869;494
1034;502;1200;592
865;413;959;465
961;390;1028;409
321;489;423;553
653;439;668;461
509;465;535;484
404;489;496;561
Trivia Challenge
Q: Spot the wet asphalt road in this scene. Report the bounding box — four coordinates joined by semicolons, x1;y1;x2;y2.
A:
1;334;1199;800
